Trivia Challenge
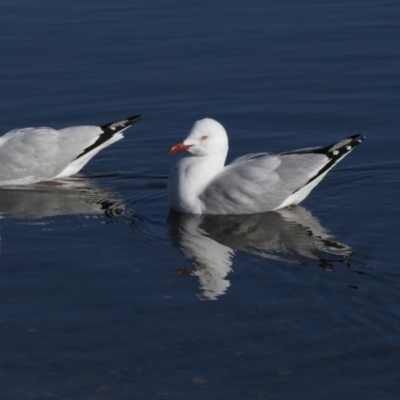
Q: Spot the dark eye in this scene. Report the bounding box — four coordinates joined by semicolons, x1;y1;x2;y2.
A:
201;135;208;141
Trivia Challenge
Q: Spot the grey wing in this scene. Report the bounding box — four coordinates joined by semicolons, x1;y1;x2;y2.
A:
0;126;102;184
200;152;328;214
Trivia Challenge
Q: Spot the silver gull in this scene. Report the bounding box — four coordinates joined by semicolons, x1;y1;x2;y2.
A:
0;114;141;185
168;118;365;214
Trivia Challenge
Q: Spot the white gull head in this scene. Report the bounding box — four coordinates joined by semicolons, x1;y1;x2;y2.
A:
168;118;229;214
169;118;229;158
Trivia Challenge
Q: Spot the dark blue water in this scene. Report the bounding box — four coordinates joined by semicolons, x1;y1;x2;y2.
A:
0;1;399;399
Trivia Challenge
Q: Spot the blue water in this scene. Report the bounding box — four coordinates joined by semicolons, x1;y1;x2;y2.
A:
0;1;399;399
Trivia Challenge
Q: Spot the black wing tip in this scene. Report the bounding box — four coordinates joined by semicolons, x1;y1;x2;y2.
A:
321;133;366;160
75;115;141;160
346;133;366;142
289;134;365;196
280;134;366;157
101;114;142;132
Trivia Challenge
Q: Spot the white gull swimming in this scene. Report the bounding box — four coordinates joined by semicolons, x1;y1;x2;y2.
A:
0;115;140;185
168;118;365;214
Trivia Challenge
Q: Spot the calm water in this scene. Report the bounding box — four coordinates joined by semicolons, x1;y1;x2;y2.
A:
0;1;399;399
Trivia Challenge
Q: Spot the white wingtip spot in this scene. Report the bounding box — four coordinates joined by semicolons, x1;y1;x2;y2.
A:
332;150;339;155
109;119;129;129
110;127;116;130
346;145;352;151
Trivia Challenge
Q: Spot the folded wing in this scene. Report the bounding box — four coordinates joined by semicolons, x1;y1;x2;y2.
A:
199;133;365;214
199;151;329;214
0;126;103;184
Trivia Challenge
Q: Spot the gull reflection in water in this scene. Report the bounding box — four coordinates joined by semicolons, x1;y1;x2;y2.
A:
168;206;351;300
0;176;124;220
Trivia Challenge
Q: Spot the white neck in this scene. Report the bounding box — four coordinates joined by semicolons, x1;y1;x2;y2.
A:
168;152;227;214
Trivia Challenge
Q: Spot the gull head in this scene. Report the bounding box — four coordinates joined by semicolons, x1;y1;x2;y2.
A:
169;118;229;157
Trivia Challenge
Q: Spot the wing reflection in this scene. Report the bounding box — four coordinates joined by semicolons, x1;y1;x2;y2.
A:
0;176;124;219
168;206;351;300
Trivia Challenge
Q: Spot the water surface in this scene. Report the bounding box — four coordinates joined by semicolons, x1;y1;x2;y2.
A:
0;1;399;399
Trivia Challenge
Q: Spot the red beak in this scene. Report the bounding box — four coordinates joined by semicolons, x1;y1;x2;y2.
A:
168;142;193;154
